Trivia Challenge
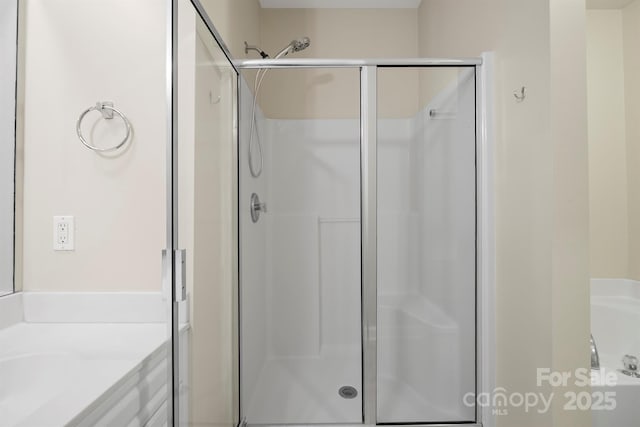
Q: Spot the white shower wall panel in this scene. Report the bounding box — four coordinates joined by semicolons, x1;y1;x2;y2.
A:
413;69;476;326
266;214;321;358
264;118;412;360
378;120;416;296
266;119;360;217
264;118;362;357
265;215;363;358
238;78;269;407
319;220;361;349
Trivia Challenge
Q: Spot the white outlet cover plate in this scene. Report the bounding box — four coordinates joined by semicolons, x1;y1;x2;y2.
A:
53;216;74;251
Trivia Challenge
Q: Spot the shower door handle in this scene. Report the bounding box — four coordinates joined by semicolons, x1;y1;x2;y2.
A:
163;249;186;303
174;249;186;302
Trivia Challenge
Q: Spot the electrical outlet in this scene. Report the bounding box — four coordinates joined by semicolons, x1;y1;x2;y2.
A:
53;216;74;251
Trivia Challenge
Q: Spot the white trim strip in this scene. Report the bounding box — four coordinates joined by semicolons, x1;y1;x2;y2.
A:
22;292;167;323
19;292;189;323
478;51;496;427
361;66;377;424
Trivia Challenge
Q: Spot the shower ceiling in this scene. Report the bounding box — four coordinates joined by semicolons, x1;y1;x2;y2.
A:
259;0;422;8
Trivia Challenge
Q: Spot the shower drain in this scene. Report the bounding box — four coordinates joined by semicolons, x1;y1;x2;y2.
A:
338;386;358;399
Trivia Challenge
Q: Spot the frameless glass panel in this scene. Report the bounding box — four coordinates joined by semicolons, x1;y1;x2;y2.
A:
0;0;17;296
175;1;238;426
376;67;477;423
239;67;362;424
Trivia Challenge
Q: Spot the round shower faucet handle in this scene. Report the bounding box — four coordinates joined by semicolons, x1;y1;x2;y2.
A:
250;193;267;223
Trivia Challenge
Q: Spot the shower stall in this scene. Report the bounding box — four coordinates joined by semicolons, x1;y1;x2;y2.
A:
235;59;484;426
0;0;491;425
171;8;494;420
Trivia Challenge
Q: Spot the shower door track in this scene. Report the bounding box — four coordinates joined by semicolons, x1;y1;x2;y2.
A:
249;424;483;427
234;57;494;427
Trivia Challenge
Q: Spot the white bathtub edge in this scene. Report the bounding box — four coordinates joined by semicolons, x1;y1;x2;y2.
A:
591;278;640;299
0;293;24;330
22;292;168;323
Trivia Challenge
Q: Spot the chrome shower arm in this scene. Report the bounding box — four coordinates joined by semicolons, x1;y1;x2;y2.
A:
244;41;269;59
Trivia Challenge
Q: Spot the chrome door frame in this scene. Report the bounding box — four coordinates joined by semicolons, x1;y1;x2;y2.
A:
234;59;487;427
361;66;377;425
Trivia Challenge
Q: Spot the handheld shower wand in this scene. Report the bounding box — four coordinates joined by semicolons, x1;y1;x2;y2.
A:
247;36;311;178
273;37;312;59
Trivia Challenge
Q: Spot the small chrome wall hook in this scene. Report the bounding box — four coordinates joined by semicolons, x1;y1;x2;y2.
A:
514;86;526;103
209;91;221;105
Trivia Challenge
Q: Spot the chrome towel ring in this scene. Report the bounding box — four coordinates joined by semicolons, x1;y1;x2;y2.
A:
76;101;132;152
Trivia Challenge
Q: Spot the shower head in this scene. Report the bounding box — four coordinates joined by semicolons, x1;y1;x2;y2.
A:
274;37;311;59
291;37;311;52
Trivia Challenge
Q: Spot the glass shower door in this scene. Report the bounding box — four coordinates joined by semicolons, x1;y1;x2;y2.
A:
376;66;477;423
174;1;239;425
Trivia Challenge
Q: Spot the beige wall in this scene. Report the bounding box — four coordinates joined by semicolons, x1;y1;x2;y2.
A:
549;1;590;425
419;1;590;425
21;0;167;292
200;0;261;61
586;10;629;279
258;8;419;119
200;0;261;104
585;0;640;281
624;0;640;280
